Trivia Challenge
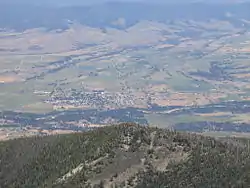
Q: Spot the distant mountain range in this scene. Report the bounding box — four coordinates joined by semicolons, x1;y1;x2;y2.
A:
1;1;250;31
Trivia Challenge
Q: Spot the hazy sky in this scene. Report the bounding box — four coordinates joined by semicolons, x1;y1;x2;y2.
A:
3;0;249;6
0;0;215;5
3;0;146;5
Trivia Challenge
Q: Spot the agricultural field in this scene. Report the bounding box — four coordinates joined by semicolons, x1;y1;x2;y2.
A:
1;24;250;111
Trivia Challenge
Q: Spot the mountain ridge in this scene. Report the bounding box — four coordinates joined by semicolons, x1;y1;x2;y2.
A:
1;123;250;187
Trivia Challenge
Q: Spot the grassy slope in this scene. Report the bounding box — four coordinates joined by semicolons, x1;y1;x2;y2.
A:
1;123;250;188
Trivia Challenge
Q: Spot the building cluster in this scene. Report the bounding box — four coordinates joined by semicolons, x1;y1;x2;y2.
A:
45;90;135;109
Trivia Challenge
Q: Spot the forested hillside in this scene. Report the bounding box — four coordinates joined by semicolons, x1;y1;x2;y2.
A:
1;123;250;187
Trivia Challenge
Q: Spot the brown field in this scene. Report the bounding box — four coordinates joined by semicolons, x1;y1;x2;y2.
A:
0;75;21;83
242;97;250;101
151;91;229;107
238;48;250;52
152;98;191;106
218;46;235;53
233;73;250;78
155;44;175;49
0;132;8;141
